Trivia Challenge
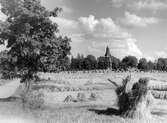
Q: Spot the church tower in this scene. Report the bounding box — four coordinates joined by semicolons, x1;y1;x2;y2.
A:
104;45;112;69
105;46;111;57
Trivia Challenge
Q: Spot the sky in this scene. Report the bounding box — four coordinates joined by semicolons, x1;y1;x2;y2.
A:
1;0;167;60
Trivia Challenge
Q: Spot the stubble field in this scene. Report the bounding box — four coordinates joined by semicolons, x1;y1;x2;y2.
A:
0;71;167;123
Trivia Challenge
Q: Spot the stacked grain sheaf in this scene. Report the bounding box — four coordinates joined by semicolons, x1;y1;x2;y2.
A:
148;81;167;100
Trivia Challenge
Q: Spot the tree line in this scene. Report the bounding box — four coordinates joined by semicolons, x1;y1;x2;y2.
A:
70;54;167;72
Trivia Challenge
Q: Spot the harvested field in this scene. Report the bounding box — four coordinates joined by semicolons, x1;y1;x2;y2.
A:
0;71;167;123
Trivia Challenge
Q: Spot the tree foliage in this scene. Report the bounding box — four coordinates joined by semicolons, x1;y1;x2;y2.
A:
97;56;108;69
121;56;138;70
0;50;16;79
156;58;167;71
147;61;155;71
0;0;71;80
69;53;167;72
70;54;84;70
70;54;97;70
138;58;148;71
83;55;97;70
111;56;120;70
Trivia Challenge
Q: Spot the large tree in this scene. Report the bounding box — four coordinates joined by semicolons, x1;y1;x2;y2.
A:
121;56;138;70
111;56;120;70
70;54;84;70
156;58;167;71
147;60;155;71
83;55;97;70
0;0;71;82
97;56;109;69
138;58;149;71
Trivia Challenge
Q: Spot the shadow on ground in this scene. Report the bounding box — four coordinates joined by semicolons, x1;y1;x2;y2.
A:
0;97;21;102
89;107;167;118
89;107;120;116
152;111;167;117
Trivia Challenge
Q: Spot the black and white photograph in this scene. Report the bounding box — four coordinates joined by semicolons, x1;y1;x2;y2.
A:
0;0;167;122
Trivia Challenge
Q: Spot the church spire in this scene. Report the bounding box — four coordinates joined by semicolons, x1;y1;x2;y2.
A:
104;42;112;69
105;43;111;57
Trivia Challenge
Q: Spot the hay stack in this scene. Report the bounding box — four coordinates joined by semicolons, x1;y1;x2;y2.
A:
89;92;99;101
64;95;74;102
77;92;86;102
124;78;154;119
109;76;154;119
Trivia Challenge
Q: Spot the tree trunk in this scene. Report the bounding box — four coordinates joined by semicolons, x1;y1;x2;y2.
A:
25;80;31;93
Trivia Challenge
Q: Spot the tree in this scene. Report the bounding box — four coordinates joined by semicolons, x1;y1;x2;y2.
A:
156;58;167;71
58;56;71;71
111;56;120;70
0;0;71;82
70;56;78;70
97;56;108;69
76;53;84;70
0;50;16;79
138;58;148;71
147;61;155;71
70;54;84;70
82;55;97;70
121;56;138;70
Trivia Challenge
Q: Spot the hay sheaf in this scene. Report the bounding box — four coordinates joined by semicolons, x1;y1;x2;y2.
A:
151;91;167;99
111;76;154;119
64;92;100;103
